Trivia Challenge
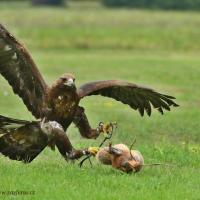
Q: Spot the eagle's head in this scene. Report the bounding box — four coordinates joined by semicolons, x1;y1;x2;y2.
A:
56;73;76;90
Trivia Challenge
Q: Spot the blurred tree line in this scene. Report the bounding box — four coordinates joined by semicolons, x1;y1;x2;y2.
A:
102;0;200;10
0;0;64;5
0;0;65;5
32;0;64;5
1;0;200;10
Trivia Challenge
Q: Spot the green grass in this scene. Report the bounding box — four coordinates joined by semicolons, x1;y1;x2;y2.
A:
0;1;200;200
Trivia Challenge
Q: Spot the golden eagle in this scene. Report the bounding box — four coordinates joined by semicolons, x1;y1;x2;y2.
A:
0;24;178;162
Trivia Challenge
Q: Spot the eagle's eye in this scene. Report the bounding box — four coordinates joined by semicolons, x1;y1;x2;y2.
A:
61;77;67;82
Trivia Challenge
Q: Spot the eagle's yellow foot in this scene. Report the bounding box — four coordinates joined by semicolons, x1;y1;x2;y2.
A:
87;147;100;156
98;122;117;138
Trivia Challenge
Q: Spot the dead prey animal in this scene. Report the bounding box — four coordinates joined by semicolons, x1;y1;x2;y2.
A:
96;143;175;173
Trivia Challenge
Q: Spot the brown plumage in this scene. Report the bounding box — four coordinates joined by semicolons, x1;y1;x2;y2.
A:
0;24;179;161
0;115;89;162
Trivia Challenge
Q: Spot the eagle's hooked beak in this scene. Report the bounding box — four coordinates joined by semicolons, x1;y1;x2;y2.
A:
63;78;75;87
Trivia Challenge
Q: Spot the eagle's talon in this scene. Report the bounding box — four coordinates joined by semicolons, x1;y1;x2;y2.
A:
87;147;100;156
98;122;117;138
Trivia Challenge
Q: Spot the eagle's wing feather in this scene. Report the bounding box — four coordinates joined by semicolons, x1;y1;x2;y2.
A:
78;80;178;116
0;115;47;163
0;114;31;132
0;24;48;118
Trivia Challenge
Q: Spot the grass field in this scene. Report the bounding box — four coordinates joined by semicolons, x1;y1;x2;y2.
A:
0;1;200;200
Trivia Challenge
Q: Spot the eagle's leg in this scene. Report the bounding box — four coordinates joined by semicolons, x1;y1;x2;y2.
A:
53;129;91;160
73;106;103;139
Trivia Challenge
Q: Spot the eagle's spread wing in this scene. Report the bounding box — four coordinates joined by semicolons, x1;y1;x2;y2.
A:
0;115;48;163
0;24;48;118
78;80;179;116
